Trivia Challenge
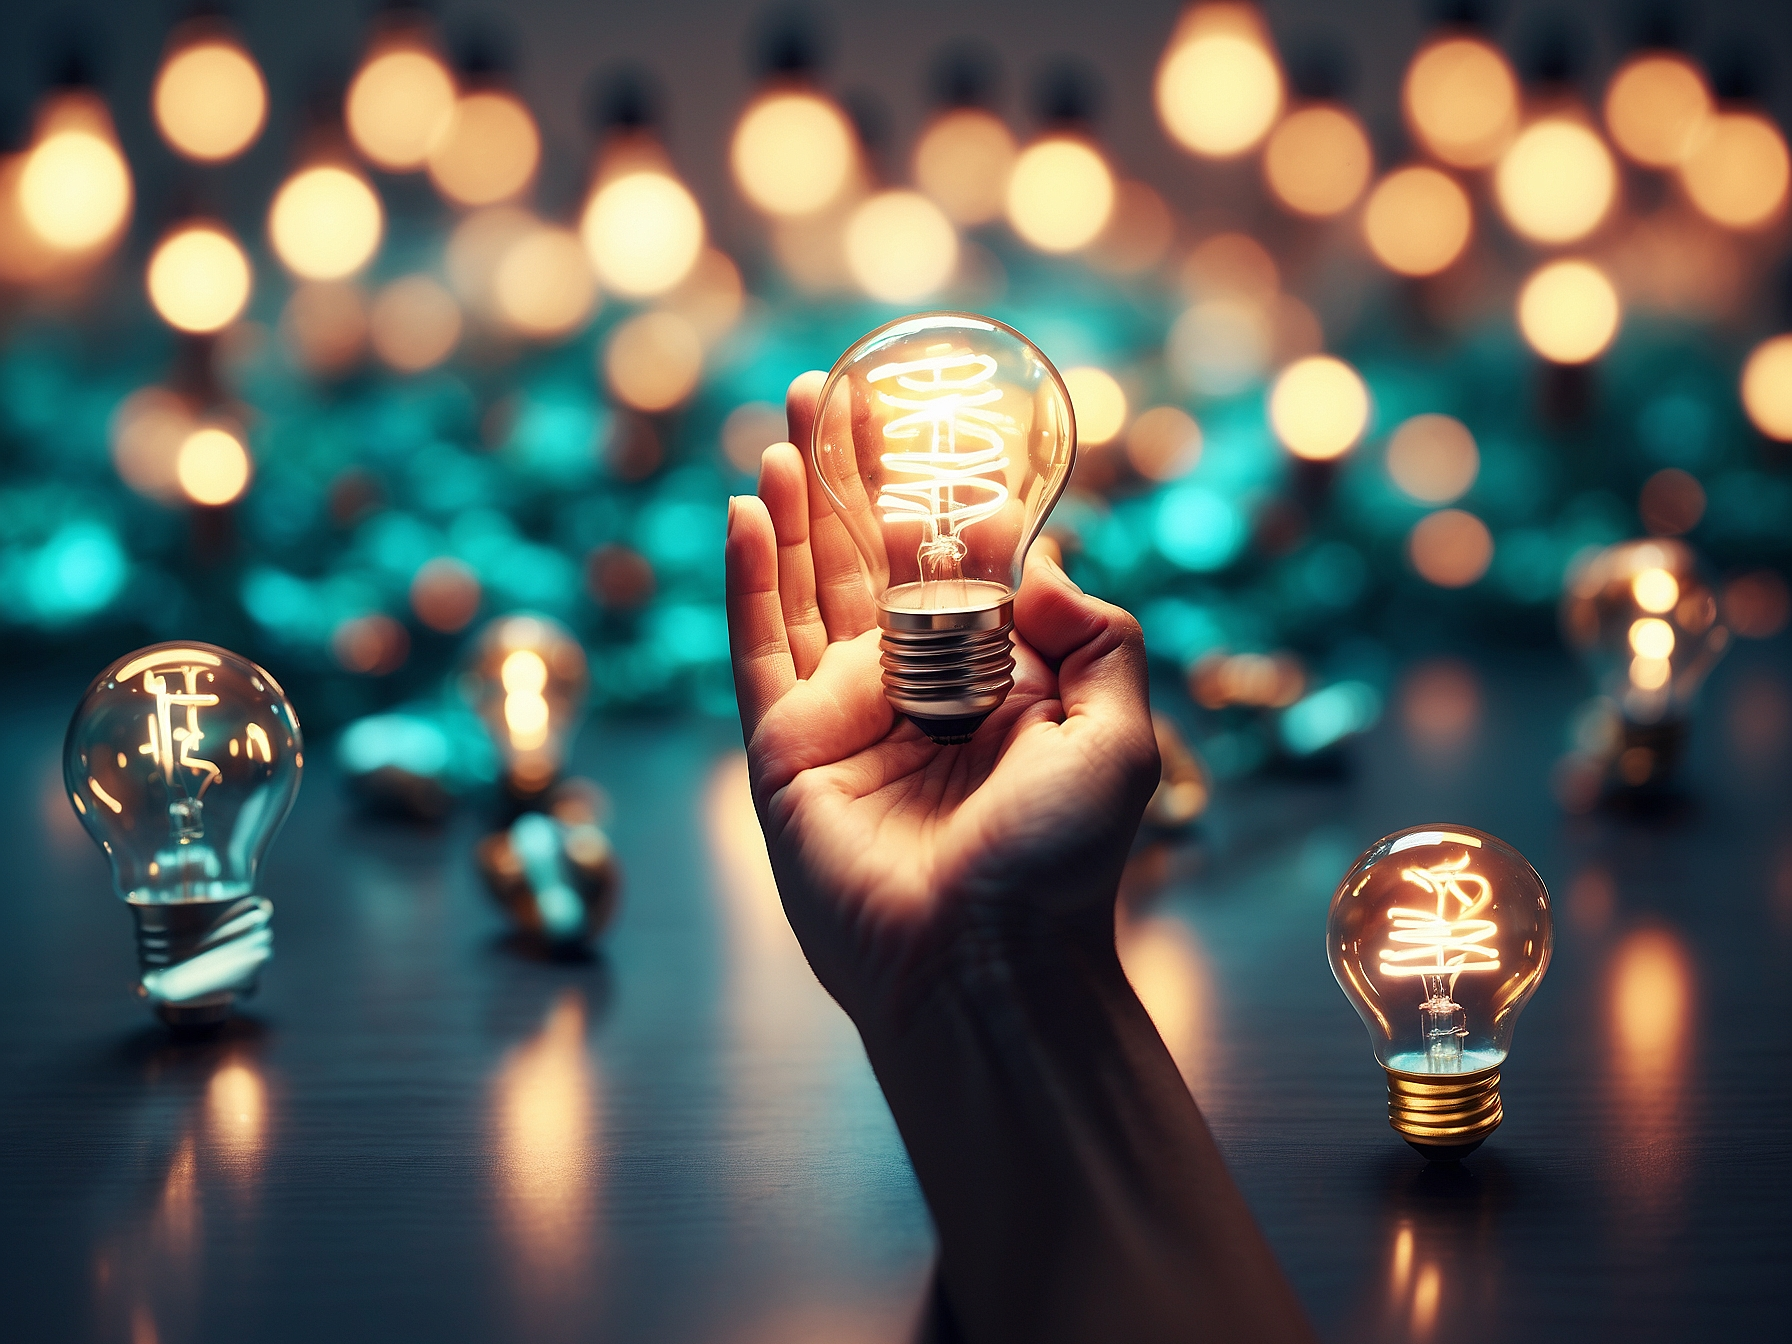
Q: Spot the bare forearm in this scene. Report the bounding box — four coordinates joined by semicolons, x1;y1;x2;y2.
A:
857;913;1315;1344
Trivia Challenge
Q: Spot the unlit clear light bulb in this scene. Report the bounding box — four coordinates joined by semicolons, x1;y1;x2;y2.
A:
64;643;303;1026
812;312;1075;742
1561;538;1728;785
1328;825;1552;1159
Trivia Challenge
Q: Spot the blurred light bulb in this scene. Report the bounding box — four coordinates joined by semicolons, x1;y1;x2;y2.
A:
602;310;703;412
146;223;251;335
268;165;384;280
1386;414;1478;504
731;90;856;218
281;281;369;377
1263;105;1373;217
369;274;461;372
467;614;590;799
1126;405;1203;481
579;168;704;298
477;784;619;946
428;91;540;206
1604;53;1710;168
1403;36;1518;169
1005;137;1114;253
64;642;303;1026
1679;113;1790;231
1270;355;1369;461
811;312;1075;742
1741;334;1792;441
1408;509;1492;588
494;225;597;338
913;107;1016;225
846;190;959;302
1328;825;1552;1158
346;44;457;171
1495;119;1617;245
1562;539;1728;782
111;387;195;502
1363;166;1472;276
154;37;267;162
20;119;133;253
1062;366;1128;445
1155;5;1283;158
176;426;252;506
1517;259;1620;364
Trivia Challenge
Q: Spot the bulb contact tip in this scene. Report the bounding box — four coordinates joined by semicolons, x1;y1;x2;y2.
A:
1385;1064;1502;1160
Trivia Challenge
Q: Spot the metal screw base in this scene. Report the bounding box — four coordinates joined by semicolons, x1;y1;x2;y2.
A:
878;595;1015;745
130;894;273;1026
1386;1064;1502;1160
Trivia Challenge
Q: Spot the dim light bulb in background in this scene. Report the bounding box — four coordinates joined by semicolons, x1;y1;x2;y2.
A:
428;90;541;206
912;107;1016;225
1402;36;1518;169
1561;539;1728;788
730;90;856;218
153;34;267;162
465;614;590;801
1328;824;1552;1159
269;164;384;280
63;643;303;1026
146;222;252;334
346;43;457;171
19;97;133;255
811;312;1075;742
1154;4;1283;159
1603;53;1710;168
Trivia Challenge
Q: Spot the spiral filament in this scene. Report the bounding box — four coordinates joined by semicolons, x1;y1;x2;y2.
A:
868;348;1014;583
1381;852;1501;1070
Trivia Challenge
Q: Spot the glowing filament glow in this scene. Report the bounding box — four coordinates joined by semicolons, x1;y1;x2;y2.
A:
1380;853;1501;986
868;349;1013;580
137;663;223;798
501;650;551;752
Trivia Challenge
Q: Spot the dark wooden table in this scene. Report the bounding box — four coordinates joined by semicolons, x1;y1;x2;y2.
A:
4;640;1789;1342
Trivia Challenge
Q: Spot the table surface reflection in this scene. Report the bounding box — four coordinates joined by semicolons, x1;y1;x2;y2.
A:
3;641;1789;1343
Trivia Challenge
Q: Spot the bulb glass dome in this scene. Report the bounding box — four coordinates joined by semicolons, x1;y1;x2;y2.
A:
811;312;1075;741
466;614;590;797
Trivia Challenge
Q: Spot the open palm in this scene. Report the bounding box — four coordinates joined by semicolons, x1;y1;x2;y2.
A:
726;374;1159;1025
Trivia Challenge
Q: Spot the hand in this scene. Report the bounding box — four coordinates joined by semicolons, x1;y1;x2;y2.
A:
725;372;1160;1031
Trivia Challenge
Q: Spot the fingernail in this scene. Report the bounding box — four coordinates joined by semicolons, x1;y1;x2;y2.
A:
726;496;738;537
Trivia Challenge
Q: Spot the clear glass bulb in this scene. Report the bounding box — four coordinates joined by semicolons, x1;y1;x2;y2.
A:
1561;538;1729;782
812;311;1076;742
63;642;303;1026
1327;825;1553;1158
465;613;590;799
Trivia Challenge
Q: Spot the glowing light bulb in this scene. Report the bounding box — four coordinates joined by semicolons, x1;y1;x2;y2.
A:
268;165;384;280
1363;166;1473;277
730;90;856;218
1495;119;1617;245
913;107;1016;225
1679;113;1790;231
1328;825;1552;1158
176;425;252;506
579;168;704;298
467;615;589;800
811;312;1075;742
146;223;252;334
1403;36;1518;169
1269;355;1370;461
20;111;133;254
1517;259;1620;364
64;642;303;1026
346;44;456;171
1154;4;1283;159
1561;539;1728;786
1604;54;1710;169
1742;334;1792;441
845;190;958;302
1006;136;1115;253
494;225;597;338
1263;104;1373;217
428;91;540;206
153;36;267;162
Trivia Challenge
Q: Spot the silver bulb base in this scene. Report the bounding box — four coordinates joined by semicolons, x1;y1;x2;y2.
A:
1385;1064;1502;1161
130;894;274;1028
878;596;1015;744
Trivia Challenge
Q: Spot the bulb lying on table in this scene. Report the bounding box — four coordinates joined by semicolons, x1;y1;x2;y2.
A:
811;311;1076;742
63;642;303;1027
1327;824;1552;1159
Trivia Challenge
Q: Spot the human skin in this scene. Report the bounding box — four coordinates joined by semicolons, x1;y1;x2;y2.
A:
724;371;1316;1344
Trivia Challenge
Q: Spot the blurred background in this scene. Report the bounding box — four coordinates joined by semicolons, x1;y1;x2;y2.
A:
3;0;1791;797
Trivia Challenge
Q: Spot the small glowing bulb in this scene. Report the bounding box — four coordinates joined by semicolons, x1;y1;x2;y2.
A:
1604;54;1711;168
146;224;253;334
602;311;703;412
1005;137;1114;253
1403;37;1519;169
1062;367;1128;446
913;108;1016;225
730;91;856;218
268;165;384;280
845;190;958;302
1363;167;1472;276
1741;335;1792;441
1263;105;1373;217
1495;119;1618;246
1269;356;1370;461
1328;825;1553;1159
1632;568;1679;614
468;615;589;798
1628;617;1675;660
1155;6;1283;158
1386;414;1478;505
176;427;252;506
369;275;461;373
428;91;541;206
810;312;1075;742
495;226;597;338
1408;509;1493;588
579;170;704;298
19;126;133;253
1517;260;1620;365
1679;113;1790;231
154;38;268;162
346;45;456;171
64;641;303;1025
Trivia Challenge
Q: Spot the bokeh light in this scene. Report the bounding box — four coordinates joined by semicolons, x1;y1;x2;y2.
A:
20;123;132;253
1269;356;1370;461
428;91;540;206
1087;180;1174;276
1604;54;1710;168
176;426;252;506
153;39;267;162
146;224;252;334
661;247;745;345
1741;335;1792;440
1005;138;1114;253
603;311;702;412
1126;405;1203;481
333;614;410;676
912;108;1016;225
845;190;958;302
495;226;597;338
1386;414;1478;504
444;206;535;317
1168;297;1274;396
370;275;462;373
1639;468;1706;536
1403;36;1518;169
1362;167;1472;276
0;154;64;284
1408;509;1492;587
1062;367;1127;446
722;402;787;474
1155;6;1283;158
730;91;855;218
580;170;704;298
1724;570;1791;639
1517;259;1621;364
1495;119;1617;245
1679;114;1790;231
280;281;368;377
411;557;482;633
269;165;384;280
1263;105;1373;217
111;387;195;501
346;45;456;171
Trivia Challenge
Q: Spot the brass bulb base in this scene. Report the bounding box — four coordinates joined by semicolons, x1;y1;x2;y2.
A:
878;597;1015;745
1385;1064;1502;1161
130;894;273;1029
